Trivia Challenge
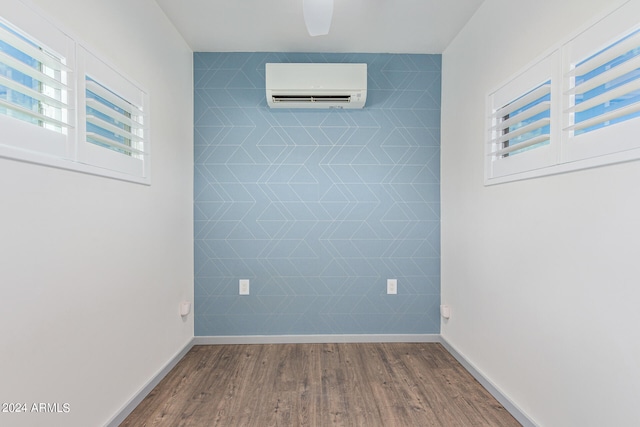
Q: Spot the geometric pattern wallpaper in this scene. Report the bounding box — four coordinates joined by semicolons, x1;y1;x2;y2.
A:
194;52;441;336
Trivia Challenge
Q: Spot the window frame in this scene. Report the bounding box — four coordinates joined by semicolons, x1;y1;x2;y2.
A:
486;51;561;182
562;9;640;165
0;0;150;185
76;45;150;183
0;2;75;164
485;0;640;185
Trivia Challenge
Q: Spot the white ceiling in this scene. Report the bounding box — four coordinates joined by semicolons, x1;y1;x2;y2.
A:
155;0;485;54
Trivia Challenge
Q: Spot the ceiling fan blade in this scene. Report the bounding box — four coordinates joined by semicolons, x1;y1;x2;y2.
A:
303;0;334;37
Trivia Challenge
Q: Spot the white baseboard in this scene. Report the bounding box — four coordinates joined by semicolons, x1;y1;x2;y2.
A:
440;337;538;427
193;334;441;345
104;338;194;427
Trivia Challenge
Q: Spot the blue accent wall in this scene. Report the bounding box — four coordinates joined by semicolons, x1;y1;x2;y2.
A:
194;53;441;336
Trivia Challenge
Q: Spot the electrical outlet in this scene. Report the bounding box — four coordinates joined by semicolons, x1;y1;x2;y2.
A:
239;279;250;295
387;279;397;295
440;304;451;319
179;301;191;316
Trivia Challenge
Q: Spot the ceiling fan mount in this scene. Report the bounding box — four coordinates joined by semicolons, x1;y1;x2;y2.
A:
303;0;334;37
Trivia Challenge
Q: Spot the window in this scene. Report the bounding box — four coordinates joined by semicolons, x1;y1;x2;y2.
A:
0;5;74;161
77;47;149;180
562;4;640;165
0;21;69;133
485;0;640;185
496;81;551;156
486;52;560;181
0;1;149;184
568;31;640;136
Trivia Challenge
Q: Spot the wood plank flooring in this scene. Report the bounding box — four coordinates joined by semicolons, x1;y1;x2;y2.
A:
121;343;520;426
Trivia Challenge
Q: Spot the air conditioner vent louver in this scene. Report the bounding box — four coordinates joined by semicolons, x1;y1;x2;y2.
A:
272;95;351;103
266;63;367;109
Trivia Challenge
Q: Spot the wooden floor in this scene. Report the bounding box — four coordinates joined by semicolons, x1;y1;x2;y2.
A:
121;343;520;426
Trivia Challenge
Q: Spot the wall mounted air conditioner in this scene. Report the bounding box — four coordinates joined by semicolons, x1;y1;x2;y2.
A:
265;63;367;109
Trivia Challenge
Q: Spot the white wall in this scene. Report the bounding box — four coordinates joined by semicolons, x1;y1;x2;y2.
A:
441;0;640;425
0;1;193;426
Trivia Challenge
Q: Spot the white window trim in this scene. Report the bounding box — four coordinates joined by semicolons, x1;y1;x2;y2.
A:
77;45;151;183
0;1;75;164
0;0;151;185
486;51;562;182
485;0;639;185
